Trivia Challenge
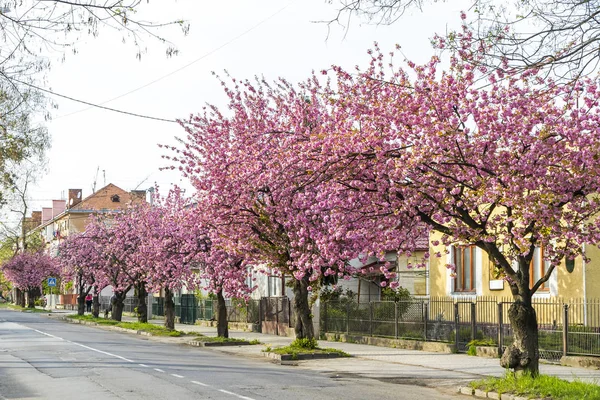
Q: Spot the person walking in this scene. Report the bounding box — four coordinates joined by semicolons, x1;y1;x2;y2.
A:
85;293;93;313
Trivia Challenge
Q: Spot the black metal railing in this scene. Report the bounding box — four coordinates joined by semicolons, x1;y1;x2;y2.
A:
321;297;600;361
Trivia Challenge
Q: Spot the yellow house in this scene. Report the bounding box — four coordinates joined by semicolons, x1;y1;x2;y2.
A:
427;231;600;325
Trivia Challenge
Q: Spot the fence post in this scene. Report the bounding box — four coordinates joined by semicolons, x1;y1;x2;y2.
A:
498;302;504;357
323;301;328;334
471;302;477;342
288;298;292;328
454;302;460;351
394;302;399;339
275;298;279;336
258;299;263;333
563;304;569;357
346;302;350;335
369;302;374;337
423;300;428;341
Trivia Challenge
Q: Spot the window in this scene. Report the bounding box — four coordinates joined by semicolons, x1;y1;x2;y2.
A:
111;194;120;202
454;245;476;292
530;246;550;291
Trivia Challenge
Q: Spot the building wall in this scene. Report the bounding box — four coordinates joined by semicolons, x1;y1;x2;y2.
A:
428;231;598;300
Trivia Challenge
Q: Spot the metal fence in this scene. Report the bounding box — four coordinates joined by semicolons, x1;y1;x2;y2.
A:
151;296;261;326
321;297;600;361
99;296;140;314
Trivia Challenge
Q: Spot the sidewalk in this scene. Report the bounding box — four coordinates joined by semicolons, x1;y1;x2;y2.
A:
115;315;600;389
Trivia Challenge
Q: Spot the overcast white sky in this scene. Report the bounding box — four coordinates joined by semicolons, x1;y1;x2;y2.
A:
27;0;469;214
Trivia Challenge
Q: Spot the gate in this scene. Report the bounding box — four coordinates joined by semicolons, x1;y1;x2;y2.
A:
454;301;477;352
179;294;197;324
260;297;291;336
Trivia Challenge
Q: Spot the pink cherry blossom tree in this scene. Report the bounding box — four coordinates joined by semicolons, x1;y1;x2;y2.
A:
58;232;106;316
297;24;600;374
193;229;253;338
2;252;59;308
138;187;211;330
164;76;387;340
83;215;138;321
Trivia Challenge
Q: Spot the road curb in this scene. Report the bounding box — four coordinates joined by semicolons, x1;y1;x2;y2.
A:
457;386;541;400
187;340;254;347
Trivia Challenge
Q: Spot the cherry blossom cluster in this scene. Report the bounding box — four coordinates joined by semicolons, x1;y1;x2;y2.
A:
2;252;59;291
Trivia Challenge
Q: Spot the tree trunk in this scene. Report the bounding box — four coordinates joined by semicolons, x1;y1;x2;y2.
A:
77;293;86;316
135;283;148;323
500;300;540;376
26;289;36;308
111;291;127;321
92;291;100;318
291;277;315;340
15;288;25;307
216;290;229;338
164;288;175;330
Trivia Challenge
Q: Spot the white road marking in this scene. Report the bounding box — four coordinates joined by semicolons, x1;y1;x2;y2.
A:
32;325;255;400
218;389;256;400
139;364;149;368
32;328;135;363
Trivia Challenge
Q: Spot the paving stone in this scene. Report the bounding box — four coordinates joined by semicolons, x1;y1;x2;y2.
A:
474;389;488;398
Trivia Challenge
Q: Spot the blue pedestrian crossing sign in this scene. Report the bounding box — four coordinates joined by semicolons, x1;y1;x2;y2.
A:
47;277;56;287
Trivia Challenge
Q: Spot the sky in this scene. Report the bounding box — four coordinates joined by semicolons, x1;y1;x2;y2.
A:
26;0;470;215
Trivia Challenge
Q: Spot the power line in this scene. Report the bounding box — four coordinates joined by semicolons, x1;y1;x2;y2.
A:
11;78;178;123
54;1;294;120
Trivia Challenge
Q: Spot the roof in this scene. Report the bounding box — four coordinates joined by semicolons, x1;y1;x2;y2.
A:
36;183;146;231
69;183;145;211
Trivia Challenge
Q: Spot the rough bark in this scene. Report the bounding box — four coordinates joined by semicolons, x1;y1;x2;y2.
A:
92;292;100;318
164;288;175;330
291;277;315;340
135;283;148;323
500;300;540;376
111;291;127;321
77;293;86;316
27;289;36;308
216;290;229;338
15;288;25;307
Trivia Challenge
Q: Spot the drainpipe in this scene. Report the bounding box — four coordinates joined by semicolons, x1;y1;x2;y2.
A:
426;258;430;297
583;243;587;326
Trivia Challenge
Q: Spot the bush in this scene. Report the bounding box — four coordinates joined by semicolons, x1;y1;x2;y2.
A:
291;337;318;350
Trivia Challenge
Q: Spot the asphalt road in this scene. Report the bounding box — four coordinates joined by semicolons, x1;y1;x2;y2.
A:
0;310;462;400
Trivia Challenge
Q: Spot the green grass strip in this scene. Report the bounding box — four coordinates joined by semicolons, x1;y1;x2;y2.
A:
67;315;181;337
471;372;600;400
192;334;260;344
0;303;50;313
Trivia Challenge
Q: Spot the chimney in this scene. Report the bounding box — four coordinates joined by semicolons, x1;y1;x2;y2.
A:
68;189;82;209
52;200;66;218
42;207;52;223
31;211;42;227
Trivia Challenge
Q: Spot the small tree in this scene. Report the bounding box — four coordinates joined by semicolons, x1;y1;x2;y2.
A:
2;252;59;307
139;188;211;330
58;233;104;316
194;231;252;338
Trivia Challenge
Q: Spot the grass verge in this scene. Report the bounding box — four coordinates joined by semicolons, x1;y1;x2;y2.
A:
264;338;350;359
67;315;181;337
192;334;260;344
0;303;50;313
470;372;600;400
